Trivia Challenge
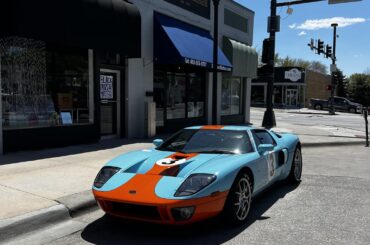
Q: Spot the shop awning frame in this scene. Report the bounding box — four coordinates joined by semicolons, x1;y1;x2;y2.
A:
154;13;232;72
223;37;258;78
0;0;141;57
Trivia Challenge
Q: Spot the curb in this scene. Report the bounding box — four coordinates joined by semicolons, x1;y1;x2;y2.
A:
0;191;97;244
56;190;97;217
302;140;365;147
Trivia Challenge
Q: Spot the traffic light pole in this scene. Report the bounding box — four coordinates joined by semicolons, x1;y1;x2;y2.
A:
212;0;220;125
262;0;359;127
329;23;338;115
262;0;325;128
262;0;277;128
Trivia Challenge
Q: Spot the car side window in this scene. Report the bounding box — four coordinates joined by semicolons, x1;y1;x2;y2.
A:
252;130;277;147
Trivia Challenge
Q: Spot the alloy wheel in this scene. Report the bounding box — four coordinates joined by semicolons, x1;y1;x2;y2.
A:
294;148;302;180
234;177;251;221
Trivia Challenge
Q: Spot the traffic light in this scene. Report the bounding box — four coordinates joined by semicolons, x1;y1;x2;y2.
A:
317;39;324;55
333;71;346;85
308;38;314;51
326;45;332;59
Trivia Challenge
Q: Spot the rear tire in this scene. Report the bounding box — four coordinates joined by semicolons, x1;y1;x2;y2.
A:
314;104;323;110
222;172;252;226
287;146;302;183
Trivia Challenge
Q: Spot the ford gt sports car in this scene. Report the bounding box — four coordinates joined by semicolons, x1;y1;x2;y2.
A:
93;125;302;225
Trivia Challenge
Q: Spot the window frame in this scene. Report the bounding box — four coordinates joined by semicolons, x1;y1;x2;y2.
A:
251;129;277;148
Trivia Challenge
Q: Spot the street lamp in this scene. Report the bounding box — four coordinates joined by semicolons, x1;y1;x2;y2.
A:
212;0;220;125
262;0;362;129
329;23;338;115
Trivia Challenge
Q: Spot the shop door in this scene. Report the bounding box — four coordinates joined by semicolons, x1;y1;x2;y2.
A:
286;89;298;107
100;70;120;136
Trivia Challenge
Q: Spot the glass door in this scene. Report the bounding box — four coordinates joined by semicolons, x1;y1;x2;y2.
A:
286;89;298;107
99;71;118;136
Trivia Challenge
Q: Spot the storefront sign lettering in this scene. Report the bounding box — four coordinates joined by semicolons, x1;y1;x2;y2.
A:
285;68;302;82
164;0;210;19
184;58;231;72
100;75;114;99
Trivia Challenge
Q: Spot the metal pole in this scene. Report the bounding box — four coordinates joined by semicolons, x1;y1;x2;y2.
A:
329;23;338;115
262;0;277;128
365;108;369;147
212;0;220;125
0;54;3;155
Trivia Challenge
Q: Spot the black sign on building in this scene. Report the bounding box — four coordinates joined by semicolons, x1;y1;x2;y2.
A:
164;0;211;19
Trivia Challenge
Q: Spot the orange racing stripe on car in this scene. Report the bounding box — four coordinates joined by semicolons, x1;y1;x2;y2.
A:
146;152;198;176
201;125;224;130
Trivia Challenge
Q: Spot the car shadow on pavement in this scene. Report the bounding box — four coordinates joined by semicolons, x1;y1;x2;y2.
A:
0;134;171;166
81;182;299;245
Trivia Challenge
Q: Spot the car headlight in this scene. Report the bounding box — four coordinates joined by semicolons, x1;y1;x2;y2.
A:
175;174;216;197
94;166;121;188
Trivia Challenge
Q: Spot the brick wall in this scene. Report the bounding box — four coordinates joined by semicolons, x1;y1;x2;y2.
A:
305;70;332;107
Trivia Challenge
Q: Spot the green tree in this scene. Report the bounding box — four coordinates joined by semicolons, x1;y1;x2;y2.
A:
347;73;370;106
274;54;328;74
336;69;347;97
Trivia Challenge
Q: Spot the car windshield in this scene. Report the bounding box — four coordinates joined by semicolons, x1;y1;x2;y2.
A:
157;129;253;154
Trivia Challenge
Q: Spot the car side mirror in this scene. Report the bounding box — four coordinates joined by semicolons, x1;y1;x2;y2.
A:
258;144;274;154
153;139;164;147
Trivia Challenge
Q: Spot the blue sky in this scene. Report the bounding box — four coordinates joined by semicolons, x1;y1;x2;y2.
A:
235;0;370;76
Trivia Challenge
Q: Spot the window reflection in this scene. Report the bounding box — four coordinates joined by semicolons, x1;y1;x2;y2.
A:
221;77;242;116
0;37;92;129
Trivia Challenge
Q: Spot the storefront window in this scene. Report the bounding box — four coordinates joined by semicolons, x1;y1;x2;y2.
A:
1;37;92;129
221;78;242;116
273;85;283;107
166;73;186;119
188;74;204;118
251;85;265;105
154;69;205;126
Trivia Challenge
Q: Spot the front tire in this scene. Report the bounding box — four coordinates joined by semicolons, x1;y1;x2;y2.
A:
287;146;303;183
349;107;356;113
222;172;252;226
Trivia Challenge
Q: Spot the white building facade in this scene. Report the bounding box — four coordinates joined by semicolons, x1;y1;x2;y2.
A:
127;0;258;137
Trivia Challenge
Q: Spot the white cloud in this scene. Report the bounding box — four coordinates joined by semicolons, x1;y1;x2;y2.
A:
291;17;366;30
289;23;297;29
298;31;307;36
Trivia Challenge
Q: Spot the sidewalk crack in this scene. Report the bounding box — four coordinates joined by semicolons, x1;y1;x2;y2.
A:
0;183;56;202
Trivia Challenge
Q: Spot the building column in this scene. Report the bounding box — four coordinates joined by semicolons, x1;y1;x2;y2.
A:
207;72;221;125
244;78;252;124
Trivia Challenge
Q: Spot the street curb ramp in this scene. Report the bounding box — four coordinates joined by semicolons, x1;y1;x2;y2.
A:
0;191;97;243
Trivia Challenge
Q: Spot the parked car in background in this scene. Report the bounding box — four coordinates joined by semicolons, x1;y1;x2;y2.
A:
310;96;363;113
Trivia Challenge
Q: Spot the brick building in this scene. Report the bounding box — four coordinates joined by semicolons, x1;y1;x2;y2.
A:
251;67;332;108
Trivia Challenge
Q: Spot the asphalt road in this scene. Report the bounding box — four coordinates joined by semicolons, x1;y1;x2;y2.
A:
250;108;367;133
25;145;370;245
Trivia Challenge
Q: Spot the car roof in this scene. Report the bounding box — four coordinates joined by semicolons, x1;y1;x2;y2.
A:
185;125;254;131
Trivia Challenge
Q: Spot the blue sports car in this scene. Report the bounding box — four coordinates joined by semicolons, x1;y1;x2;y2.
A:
93;125;302;225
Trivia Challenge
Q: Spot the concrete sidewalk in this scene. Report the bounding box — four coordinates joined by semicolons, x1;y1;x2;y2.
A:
0;123;367;243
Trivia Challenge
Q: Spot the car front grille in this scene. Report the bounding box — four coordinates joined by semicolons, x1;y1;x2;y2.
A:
108;201;162;221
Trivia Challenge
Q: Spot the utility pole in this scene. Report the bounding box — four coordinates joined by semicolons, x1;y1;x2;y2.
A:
329;23;338;115
262;0;361;128
262;0;277;128
212;0;220;125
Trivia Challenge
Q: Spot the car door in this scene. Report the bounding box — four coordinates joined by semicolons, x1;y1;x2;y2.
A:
251;130;278;187
334;97;346;111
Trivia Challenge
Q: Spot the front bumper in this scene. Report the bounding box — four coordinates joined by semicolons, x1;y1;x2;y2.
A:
93;190;228;224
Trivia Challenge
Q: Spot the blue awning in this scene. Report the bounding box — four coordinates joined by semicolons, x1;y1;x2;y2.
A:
154;13;232;72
